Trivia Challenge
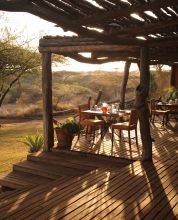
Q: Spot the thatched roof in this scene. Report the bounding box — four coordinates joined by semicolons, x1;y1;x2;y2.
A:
1;0;178;65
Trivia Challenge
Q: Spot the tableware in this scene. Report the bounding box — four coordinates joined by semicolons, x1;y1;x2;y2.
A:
101;102;108;113
94;105;98;111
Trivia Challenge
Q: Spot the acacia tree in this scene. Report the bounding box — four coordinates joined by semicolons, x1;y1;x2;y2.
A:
0;31;67;107
0;27;41;107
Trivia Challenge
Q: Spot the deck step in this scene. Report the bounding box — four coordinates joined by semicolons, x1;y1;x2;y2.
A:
13;160;87;180
51;149;132;168
27;152;97;172
0;171;51;190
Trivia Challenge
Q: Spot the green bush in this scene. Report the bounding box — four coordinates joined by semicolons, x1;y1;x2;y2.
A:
23;132;43;153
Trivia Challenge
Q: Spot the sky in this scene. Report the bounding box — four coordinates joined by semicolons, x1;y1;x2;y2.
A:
1;11;139;72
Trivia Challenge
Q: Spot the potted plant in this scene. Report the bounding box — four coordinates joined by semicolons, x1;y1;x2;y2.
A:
53;117;80;150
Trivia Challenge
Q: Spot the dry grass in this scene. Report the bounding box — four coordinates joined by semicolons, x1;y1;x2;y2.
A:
0;120;43;174
0;115;69;175
0;104;41;118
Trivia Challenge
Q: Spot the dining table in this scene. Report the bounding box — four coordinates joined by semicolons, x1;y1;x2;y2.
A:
82;109;131;138
156;102;178;120
156;102;178;110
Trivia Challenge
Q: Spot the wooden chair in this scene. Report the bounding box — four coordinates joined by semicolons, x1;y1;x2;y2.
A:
150;99;169;126
78;103;104;143
111;109;138;148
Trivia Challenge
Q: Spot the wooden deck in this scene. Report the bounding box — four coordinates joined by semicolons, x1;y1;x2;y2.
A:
72;121;178;161
0;121;177;219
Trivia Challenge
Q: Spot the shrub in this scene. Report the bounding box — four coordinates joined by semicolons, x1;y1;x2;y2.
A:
23;132;43;153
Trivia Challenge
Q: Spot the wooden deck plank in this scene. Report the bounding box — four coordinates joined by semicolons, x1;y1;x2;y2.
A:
166;203;178;220
133;177;177;220
50;162;148;220
71;122;178;162
14;160;87;178
2;169;116;220
30;162;143;220
0;186;34;200
0;177;69;209
0;121;177;219
144;189;178;220
154;194;178;219
0;168;109;219
27;152;97;171
66;159;177;220
51;149;131;168
0;171;52;189
110;162;177;219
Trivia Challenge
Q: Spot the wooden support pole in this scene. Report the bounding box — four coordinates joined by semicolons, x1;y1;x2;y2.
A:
42;52;54;151
171;64;178;89
135;47;152;161
119;60;131;109
94;90;102;105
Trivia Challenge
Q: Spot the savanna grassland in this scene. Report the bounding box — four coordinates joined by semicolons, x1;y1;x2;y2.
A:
0;70;140;118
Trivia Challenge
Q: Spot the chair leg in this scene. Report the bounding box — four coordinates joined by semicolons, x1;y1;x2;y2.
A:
101;124;104;139
77;131;80;140
85;126;88;139
135;128;138;146
119;129;121;141
165;113;169;125
162;114;165;126
150;113;152;122
128;130;131;148
111;127;114;148
93;127;95;143
153;114;155;123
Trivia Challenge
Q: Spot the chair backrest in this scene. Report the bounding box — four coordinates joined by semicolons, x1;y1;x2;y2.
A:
150;99;157;110
129;109;138;126
78;103;94;122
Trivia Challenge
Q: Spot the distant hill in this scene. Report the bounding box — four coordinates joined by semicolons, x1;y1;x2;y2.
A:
0;70;143;118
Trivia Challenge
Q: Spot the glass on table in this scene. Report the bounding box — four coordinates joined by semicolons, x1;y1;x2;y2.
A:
101;102;108;113
94;105;98;111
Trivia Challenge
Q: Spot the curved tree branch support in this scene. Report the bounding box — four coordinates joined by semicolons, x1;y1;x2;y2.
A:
119;60;131;110
135;47;152;161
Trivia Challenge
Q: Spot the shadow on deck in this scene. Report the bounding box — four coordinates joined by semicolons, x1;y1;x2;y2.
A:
71;121;178;162
0;121;177;219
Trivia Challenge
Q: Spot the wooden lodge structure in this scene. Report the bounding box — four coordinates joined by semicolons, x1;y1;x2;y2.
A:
0;0;178;219
1;0;178;160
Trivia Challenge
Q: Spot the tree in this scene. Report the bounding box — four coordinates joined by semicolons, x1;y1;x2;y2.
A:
0;23;67;107
0;30;41;107
0;12;67;107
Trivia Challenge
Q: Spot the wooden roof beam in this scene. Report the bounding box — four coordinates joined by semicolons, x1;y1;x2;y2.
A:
0;0;30;11
148;36;178;47
0;1;147;46
43;0;84;18
57;52;138;64
38;44;139;53
72;0;178;25
107;18;178;37
62;0;102;14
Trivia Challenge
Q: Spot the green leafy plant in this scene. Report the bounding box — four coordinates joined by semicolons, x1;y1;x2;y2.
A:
165;86;178;101
54;117;80;134
23;132;43;153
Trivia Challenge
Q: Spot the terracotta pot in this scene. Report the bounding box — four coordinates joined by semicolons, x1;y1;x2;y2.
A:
55;128;74;150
